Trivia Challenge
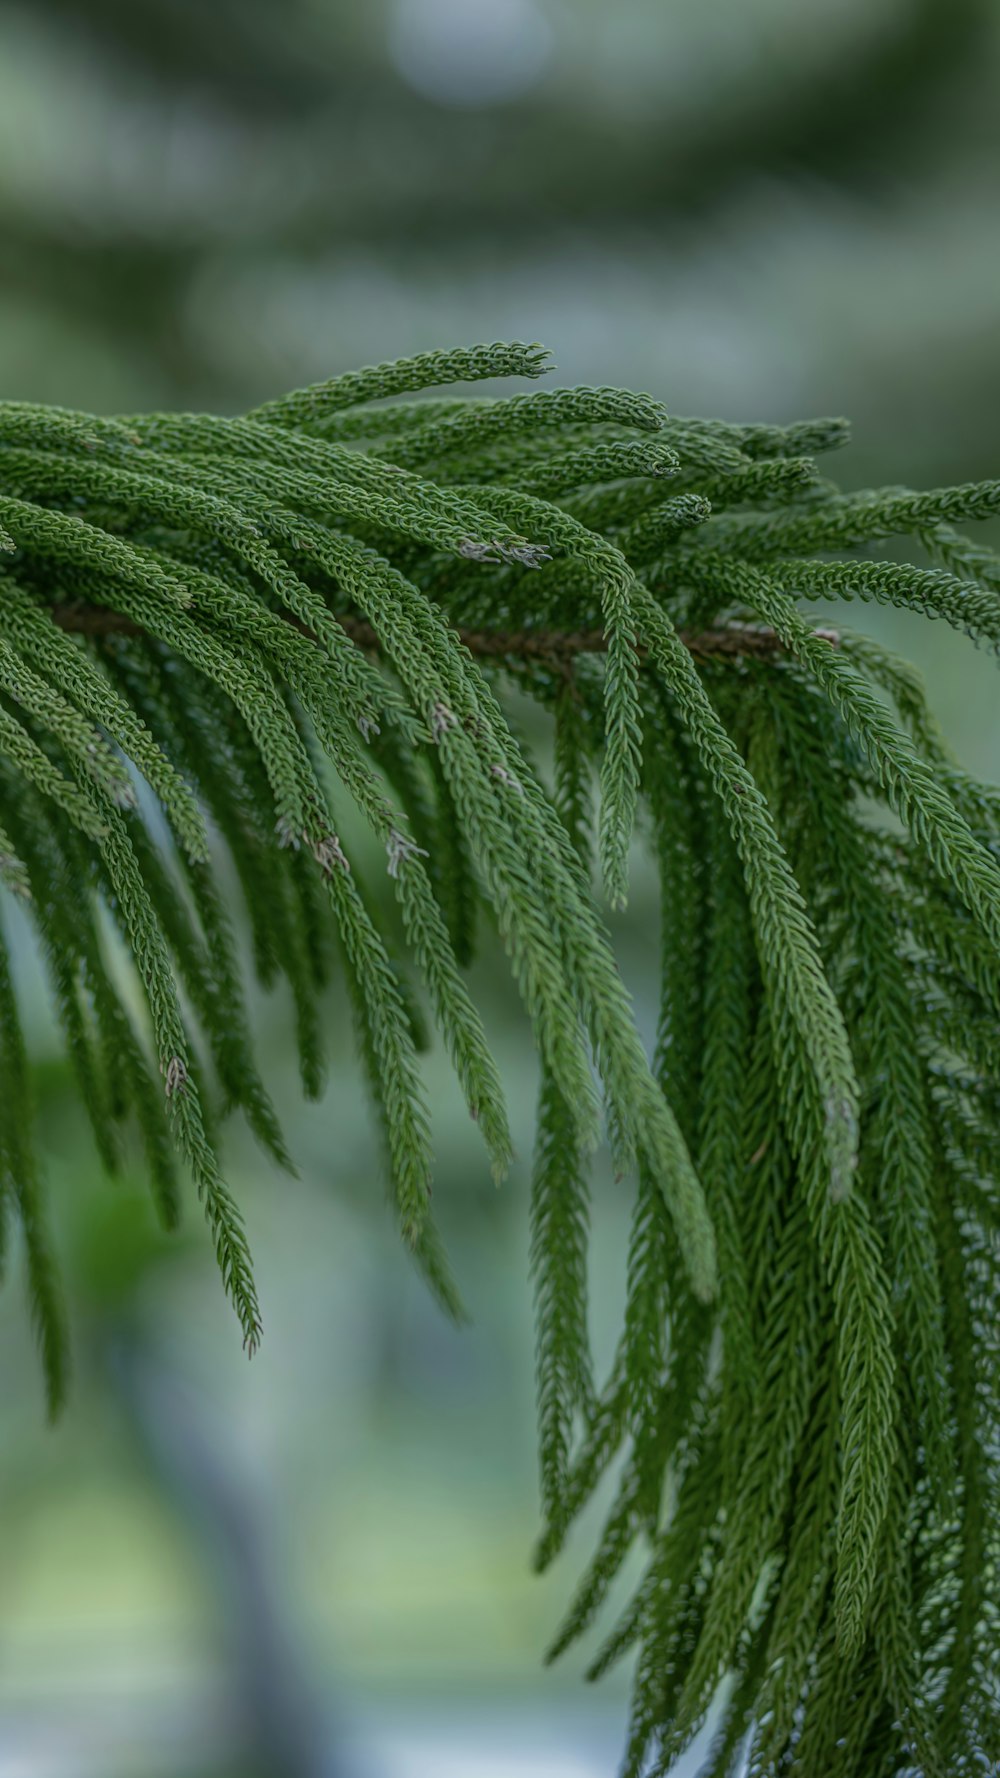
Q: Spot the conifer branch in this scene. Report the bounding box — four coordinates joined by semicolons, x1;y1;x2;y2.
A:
2;343;999;1775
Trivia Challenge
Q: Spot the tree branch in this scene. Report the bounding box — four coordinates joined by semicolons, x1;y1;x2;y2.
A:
47;602;837;662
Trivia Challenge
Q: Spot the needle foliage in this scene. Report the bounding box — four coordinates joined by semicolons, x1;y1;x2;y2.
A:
1;342;998;1774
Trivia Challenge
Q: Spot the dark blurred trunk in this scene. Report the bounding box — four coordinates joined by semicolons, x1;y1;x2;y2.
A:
103;1325;360;1778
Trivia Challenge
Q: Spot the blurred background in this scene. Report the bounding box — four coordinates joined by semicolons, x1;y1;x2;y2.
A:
1;1;999;1773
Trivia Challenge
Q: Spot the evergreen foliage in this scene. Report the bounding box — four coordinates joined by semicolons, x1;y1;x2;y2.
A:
1;341;998;1773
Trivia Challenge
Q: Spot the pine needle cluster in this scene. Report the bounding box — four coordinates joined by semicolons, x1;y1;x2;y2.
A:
1;342;998;1773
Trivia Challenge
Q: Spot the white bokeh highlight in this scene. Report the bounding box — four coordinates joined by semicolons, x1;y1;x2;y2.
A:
388;0;553;108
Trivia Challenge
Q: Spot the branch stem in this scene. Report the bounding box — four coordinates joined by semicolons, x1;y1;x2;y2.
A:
46;603;836;663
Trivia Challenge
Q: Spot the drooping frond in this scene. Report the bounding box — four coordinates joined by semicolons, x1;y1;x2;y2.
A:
1;343;999;1773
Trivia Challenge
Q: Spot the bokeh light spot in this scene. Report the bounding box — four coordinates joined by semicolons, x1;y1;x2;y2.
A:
388;0;553;109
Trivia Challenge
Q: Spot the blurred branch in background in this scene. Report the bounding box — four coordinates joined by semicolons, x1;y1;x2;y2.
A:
1;0;997;420
7;0;992;202
21;0;347;114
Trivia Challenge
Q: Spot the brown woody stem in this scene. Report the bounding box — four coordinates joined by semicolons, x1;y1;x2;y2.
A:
47;602;835;662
